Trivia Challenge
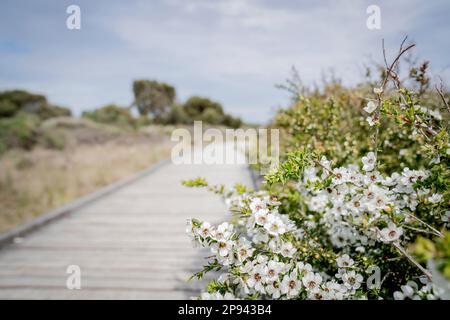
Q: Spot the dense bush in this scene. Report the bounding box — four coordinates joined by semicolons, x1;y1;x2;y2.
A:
0;100;18;117
182;96;242;128
0;90;71;119
132;80;176;118
185;43;450;300
161;104;191;125
149;95;242;127
0;112;40;154
82;104;136;128
37;105;71;120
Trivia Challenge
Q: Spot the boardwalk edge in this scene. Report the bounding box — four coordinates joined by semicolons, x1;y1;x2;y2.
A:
0;159;171;248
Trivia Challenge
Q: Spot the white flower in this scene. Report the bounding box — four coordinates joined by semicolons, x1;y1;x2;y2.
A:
252;228;269;244
346;197;364;215
428;193;443;204
363;171;382;185
366;116;376;126
361;152;376;171
186;219;196;235
247;265;267;293
250;198;267;213
302;272;323;291
307;195;327;212
363;185;390;212
417;188;430;196
268;238;282;252
308;289;327;300
400;168;428;186
383;172;400;186
266;260;285;281
239;260;254;274
364;101;377;114
198;222;213;238
236;239;254;262
254;210;270;226
201;292;237;300
281;272;302;298
429;109;442;120
296;261;313;275
322;281;346;300
212;222;233;240
211;240;234;257
355;246;365;253
393;291;405;300
217;251;235;266
332;167;348;185
264;214;286;236
280;242;297;258
393;282;417;300
373;87;383;94
336;254;354;268
379;223;403;243
342;271;363;291
303;166;319;183
441;211;450;225
265;280;282;299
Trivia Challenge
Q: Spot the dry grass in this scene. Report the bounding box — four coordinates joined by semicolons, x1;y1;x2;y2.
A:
0;136;172;233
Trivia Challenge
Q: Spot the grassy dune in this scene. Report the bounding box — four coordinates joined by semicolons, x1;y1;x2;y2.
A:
0;119;172;233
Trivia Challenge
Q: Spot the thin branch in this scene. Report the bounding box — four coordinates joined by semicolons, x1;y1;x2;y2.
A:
392;242;433;281
405;212;443;238
402;224;440;237
435;77;450;114
373;38;416;160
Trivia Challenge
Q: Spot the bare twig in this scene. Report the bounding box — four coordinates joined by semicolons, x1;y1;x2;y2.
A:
402;224;440;237
375;227;432;280
435;77;450;114
380;37;415;90
405;212;443;238
392;242;433;281
373;38;416;160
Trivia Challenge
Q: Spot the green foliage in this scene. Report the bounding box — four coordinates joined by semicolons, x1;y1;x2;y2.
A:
200;108;223;125
0;100;18;117
264;149;315;185
82;104;136;128
186;43;450;300
183;96;224;118
182;177;209;188
0;90;47;116
0;112;40;154
0;90;71;120
413;231;450;279
39;128;66;150
182;96;242;128
154;103;190;125
222;114;243;129
38;105;71;120
132;80;176;118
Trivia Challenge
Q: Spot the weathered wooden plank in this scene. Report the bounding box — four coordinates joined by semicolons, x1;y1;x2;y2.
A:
0;148;253;299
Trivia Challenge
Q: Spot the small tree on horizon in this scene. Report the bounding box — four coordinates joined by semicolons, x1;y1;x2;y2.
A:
132;80;176;119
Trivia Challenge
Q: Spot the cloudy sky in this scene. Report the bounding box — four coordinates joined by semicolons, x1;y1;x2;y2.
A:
0;0;449;123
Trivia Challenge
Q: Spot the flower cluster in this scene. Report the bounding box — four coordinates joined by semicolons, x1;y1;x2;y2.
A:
300;152;438;249
186;148;447;300
187;207;368;300
393;278;438;300
185;47;449;299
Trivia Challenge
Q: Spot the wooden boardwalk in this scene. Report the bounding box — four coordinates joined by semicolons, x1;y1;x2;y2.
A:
0;152;253;299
